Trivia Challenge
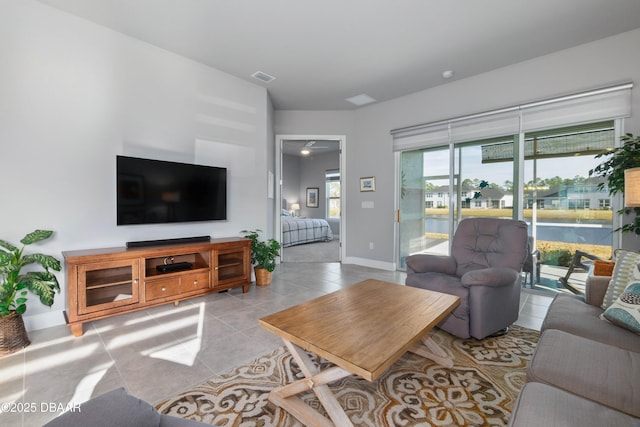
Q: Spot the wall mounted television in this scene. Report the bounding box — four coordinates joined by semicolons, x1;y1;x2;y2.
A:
116;156;227;225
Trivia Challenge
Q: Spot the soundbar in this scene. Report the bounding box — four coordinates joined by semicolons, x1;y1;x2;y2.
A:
156;262;193;273
126;235;211;248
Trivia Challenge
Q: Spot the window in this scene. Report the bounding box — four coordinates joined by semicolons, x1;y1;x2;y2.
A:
326;170;340;219
394;83;630;274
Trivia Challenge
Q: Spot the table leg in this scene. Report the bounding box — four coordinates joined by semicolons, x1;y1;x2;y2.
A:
408;334;454;368
268;339;355;427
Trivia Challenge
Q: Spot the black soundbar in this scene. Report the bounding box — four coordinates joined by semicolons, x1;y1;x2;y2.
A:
156;262;193;273
126;235;211;248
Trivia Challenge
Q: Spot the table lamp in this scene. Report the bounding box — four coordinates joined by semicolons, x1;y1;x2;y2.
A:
625;168;640;207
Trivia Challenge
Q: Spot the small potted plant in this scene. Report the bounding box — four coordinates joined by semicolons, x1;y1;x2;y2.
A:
240;229;281;286
0;230;61;355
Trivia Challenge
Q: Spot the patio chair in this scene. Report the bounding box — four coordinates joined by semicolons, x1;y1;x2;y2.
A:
558;250;601;294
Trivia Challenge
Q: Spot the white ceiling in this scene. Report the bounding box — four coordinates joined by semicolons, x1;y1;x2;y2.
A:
38;0;640;110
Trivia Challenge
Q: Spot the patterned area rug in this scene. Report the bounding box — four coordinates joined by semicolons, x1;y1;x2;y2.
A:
156;325;538;426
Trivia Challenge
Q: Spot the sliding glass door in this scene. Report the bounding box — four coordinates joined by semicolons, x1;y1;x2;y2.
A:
398;147;451;268
522;122;614;292
397;121;616;294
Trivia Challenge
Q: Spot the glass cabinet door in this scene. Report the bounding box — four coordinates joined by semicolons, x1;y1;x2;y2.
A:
78;259;140;314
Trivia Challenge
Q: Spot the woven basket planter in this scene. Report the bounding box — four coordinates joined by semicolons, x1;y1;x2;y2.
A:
254;267;272;286
0;312;31;357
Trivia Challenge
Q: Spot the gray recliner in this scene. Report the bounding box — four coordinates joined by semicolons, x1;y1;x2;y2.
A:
405;217;529;340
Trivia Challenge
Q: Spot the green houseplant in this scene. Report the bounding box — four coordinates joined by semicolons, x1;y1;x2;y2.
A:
589;133;640;235
0;230;61;355
240;229;281;286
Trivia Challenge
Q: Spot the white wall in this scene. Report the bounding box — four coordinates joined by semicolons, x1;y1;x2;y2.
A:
275;28;640;266
282;154;301;208
0;0;270;330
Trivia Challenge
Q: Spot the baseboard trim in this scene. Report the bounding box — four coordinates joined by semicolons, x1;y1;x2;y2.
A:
342;256;396;271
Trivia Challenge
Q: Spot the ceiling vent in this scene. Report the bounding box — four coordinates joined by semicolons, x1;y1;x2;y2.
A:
251;71;276;83
345;93;376;106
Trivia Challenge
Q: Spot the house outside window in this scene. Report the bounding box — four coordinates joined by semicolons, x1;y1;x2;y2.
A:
599;199;611;209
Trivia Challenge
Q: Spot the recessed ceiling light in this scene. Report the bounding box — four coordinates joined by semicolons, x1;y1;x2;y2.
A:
442;70;455;79
251;71;276;83
301;149;310;155
345;94;376;106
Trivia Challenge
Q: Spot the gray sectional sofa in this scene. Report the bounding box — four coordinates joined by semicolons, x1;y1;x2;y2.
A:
43;387;207;427
509;275;640;426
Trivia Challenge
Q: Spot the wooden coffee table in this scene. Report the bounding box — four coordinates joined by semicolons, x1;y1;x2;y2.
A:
259;278;460;427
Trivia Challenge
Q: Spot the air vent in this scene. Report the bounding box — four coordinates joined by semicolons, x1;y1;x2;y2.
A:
345;93;376;106
251;71;276;83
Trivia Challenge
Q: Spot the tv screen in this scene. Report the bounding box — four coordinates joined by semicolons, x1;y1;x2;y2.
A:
117;156;227;225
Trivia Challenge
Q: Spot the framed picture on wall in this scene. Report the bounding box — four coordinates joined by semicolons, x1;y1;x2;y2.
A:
306;187;319;208
360;176;375;192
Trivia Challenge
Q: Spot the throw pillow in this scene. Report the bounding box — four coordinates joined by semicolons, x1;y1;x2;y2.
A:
602;276;640;334
601;249;640;310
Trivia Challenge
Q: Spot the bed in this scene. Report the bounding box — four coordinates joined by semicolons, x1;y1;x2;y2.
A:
282;214;333;248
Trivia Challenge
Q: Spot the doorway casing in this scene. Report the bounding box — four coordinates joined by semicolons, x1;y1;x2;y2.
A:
275;134;346;262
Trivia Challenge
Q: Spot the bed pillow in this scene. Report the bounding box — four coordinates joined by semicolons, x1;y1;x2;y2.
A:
601;249;640;310
602;278;640;334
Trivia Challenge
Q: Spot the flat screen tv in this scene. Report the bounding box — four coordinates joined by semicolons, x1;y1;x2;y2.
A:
116;156;227;225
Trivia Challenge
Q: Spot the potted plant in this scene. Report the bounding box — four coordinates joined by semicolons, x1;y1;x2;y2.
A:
240;229;281;286
0;230;61;356
590;133;640;235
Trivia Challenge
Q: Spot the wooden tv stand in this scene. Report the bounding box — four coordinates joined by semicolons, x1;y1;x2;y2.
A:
63;237;251;337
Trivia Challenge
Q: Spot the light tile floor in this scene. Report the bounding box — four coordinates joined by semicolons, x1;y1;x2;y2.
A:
0;262;552;427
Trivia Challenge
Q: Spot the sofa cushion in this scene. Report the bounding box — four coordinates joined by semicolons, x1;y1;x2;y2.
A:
509;382;640;427
602;249;640;309
602;281;640;333
44;388;162;427
44;388;208;427
541;293;640;352
527;329;640;417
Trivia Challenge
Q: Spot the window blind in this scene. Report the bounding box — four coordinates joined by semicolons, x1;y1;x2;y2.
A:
391;82;632;152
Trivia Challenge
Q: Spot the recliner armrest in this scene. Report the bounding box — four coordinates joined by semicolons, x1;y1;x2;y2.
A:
406;254;457;275
585;275;611;307
461;267;519;288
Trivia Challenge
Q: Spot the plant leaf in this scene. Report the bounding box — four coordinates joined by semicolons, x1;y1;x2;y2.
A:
0;239;18;253
21;230;53;246
21;272;60;307
22;253;61;271
0;264;19;276
15;304;26;315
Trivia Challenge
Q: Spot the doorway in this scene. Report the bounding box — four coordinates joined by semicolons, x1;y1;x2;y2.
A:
275;134;346;263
